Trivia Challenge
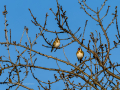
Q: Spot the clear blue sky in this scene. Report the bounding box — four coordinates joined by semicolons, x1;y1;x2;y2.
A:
0;0;120;90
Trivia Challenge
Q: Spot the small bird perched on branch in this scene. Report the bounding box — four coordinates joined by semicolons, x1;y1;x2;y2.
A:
51;37;60;52
76;48;84;63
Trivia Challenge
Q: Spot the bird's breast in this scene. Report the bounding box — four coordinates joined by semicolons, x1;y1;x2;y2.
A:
77;52;83;58
54;42;60;47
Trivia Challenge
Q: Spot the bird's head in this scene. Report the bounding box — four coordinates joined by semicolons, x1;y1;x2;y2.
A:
78;48;82;51
55;37;59;40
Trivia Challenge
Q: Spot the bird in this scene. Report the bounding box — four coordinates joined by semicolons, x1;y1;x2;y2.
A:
51;37;60;52
76;48;84;63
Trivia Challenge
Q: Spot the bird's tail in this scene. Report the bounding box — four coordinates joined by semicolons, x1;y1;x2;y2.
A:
51;47;54;52
80;59;83;63
78;59;83;63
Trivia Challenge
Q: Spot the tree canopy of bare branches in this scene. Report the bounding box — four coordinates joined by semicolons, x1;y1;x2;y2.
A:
0;0;120;90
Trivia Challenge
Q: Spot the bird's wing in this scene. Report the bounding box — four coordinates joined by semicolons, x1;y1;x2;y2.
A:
53;41;56;47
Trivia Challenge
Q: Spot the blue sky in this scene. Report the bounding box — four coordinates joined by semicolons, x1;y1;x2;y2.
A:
0;0;120;90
